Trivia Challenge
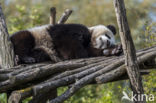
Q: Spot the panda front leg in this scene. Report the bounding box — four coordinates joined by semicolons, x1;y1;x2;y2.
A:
21;56;36;63
14;50;37;64
34;46;62;62
103;44;123;56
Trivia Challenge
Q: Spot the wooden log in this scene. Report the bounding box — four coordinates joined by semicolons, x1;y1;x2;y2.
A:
48;59;126;103
96;51;156;83
0;5;15;69
32;56;125;96
49;50;156;103
29;89;57;103
0;56;118;82
0;53;155;102
45;56;121;82
8;87;32;103
7;69;154;103
0;46;155;93
114;0;145;102
98;70;152;84
0;62;85;92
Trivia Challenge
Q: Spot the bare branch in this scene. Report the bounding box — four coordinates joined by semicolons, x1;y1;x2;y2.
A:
49;7;56;25
58;9;72;24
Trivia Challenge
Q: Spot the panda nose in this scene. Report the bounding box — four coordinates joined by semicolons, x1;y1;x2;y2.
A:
107;40;110;47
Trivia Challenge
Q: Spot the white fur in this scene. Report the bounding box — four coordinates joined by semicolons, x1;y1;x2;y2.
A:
28;24;51;36
89;25;115;49
27;24;54;49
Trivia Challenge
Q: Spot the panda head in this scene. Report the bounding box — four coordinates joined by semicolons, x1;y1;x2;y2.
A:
89;25;116;49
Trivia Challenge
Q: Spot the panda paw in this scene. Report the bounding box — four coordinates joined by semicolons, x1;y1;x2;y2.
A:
23;57;36;64
103;44;123;56
54;57;62;62
112;44;123;56
15;55;20;65
50;55;62;62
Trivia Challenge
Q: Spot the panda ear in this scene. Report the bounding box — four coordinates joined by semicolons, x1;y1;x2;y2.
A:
88;27;94;35
107;25;116;35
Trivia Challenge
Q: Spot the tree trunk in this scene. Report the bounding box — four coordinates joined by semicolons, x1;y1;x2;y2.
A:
114;0;146;103
0;5;15;69
0;5;15;103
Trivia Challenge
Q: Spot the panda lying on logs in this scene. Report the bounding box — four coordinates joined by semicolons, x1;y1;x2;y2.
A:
10;24;122;64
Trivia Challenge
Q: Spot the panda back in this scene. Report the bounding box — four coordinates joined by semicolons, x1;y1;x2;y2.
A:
47;24;91;47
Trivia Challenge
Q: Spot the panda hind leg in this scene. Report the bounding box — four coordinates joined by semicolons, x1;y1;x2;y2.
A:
34;46;62;63
74;43;89;59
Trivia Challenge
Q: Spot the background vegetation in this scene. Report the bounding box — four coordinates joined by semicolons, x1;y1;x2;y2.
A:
0;0;156;103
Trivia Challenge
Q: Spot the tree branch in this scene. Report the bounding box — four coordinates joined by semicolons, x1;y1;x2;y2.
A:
57;9;72;24
49;7;56;25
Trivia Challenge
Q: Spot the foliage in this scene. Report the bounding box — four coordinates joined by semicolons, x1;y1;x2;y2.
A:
0;0;156;103
143;70;156;103
0;93;7;103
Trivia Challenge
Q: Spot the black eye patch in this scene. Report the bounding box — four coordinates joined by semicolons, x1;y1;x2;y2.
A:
105;34;111;39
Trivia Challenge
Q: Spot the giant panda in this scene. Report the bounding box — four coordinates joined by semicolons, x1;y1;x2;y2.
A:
10;23;122;64
88;24;122;56
10;24;91;64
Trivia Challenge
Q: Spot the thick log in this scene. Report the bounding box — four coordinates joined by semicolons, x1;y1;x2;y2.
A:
114;0;145;102
45;56;120;82
32;55;125;96
7;68;154;103
96;50;156;83
0;5;15;69
97;70;152;84
0;62;85;92
0;56;118;82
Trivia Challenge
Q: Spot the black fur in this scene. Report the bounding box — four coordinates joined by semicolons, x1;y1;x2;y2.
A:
47;24;91;60
10;24;91;63
107;25;116;35
10;30;50;64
